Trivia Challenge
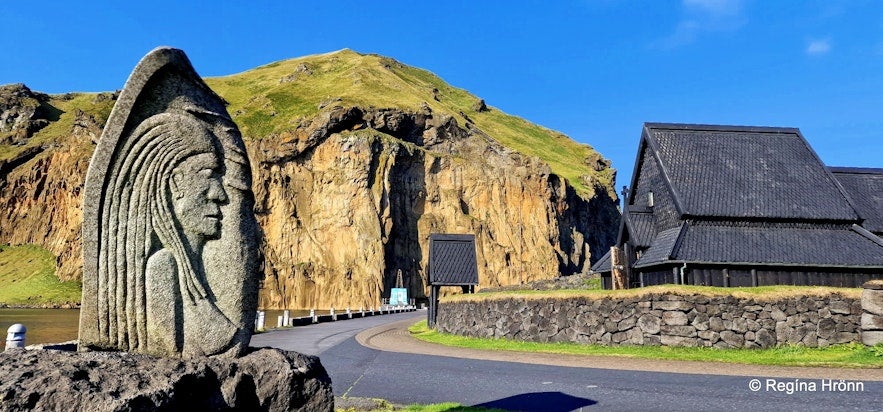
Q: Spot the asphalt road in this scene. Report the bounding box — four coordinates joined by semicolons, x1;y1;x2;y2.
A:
251;311;422;355
251;311;881;411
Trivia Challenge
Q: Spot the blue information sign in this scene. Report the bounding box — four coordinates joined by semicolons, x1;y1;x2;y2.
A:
390;288;408;306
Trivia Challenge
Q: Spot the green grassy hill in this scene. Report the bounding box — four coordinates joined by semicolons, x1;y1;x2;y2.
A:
205;49;613;196
4;49;613;196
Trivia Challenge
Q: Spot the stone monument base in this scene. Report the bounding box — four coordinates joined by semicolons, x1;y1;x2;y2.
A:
0;346;333;411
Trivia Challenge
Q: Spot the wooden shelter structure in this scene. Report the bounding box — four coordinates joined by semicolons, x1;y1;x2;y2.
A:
593;123;883;289
427;234;478;327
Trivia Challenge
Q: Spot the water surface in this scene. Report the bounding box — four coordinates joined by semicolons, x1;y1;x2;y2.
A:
0;308;80;345
0;308;322;345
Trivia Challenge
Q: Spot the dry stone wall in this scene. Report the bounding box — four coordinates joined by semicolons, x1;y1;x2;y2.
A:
862;280;883;345
437;293;862;348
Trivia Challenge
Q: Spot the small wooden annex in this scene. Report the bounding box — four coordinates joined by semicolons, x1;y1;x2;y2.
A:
593;123;883;289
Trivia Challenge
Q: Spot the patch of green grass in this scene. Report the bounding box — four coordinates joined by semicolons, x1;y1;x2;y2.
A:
454;284;862;303
470;110;604;195
409;320;883;368
583;276;601;290
0;244;81;306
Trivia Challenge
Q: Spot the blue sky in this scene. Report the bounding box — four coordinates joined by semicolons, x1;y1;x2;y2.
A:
2;1;882;194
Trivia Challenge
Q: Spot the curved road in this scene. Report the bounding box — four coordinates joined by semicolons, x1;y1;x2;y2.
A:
251;310;881;411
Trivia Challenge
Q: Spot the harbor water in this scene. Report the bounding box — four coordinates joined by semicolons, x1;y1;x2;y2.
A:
1;308;324;345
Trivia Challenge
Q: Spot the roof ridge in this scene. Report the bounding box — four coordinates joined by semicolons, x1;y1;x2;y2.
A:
641;125;688;216
686;218;854;228
850;224;883;248
829;166;883;175
668;222;688;260
644;122;799;134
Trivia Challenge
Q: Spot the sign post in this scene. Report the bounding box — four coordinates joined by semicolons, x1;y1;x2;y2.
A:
427;234;479;328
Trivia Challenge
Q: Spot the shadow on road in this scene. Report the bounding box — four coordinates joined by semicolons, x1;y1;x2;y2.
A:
471;391;596;411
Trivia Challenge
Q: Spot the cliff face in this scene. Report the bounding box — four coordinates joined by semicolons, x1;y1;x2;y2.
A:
0;50;619;309
0;85;105;282
250;106;619;308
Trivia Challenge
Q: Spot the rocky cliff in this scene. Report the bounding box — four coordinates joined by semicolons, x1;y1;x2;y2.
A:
0;50;619;309
250;105;619;308
0;84;110;282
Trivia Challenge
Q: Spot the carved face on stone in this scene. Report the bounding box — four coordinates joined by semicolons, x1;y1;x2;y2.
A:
81;48;261;359
171;152;228;239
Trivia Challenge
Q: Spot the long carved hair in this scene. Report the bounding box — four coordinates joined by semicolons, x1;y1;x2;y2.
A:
97;112;219;351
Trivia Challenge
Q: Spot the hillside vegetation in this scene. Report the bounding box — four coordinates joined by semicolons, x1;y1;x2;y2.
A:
205;49;613;196
0;92;114;163
0;245;81;307
3;50;612;196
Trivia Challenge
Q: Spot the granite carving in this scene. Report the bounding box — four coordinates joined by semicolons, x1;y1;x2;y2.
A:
79;47;261;358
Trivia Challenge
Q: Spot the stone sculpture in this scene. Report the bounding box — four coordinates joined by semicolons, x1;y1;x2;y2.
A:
79;47;262;358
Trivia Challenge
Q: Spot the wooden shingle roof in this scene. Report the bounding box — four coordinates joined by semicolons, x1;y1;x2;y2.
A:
643;124;859;221
830;167;883;234
594;123;883;276
624;210;655;248
633;226;682;268
590;249;612;273
634;221;883;268
429;234;479;285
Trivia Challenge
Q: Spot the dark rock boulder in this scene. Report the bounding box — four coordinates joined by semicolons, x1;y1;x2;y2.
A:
0;347;333;412
0;83;53;144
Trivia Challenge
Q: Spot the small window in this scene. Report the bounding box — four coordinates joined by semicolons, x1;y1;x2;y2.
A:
648;191;654;207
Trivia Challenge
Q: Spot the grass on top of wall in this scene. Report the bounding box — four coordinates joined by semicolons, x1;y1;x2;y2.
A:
408;321;883;369
445;284;863;303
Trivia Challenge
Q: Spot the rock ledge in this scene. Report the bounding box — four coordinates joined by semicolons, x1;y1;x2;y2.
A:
0;346;333;411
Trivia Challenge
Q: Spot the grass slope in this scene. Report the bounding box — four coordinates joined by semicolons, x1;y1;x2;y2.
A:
4;50;613;197
205;49;611;196
0;245;81;306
